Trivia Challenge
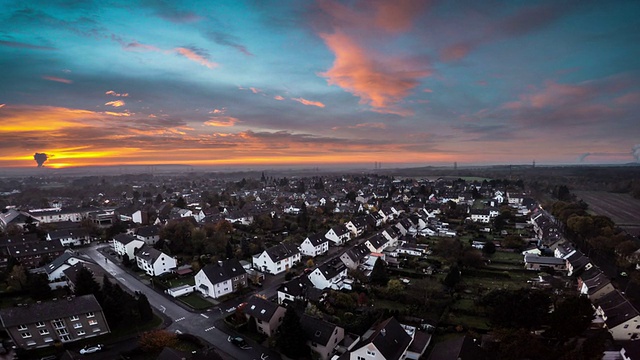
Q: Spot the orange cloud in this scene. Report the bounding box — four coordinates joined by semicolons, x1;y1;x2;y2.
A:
104;111;131;117
320;32;429;115
105;90;129;97
250;87;261;94
0;104;5;109
332;122;387;130
274;95;285;101
43;76;72;84
175;47;218;69
204;116;240;127
105;100;125;107
291;97;325;108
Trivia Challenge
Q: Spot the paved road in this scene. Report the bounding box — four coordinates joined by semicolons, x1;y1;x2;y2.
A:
83;244;278;360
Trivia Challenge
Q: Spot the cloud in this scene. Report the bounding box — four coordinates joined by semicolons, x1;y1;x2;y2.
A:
320;31;429;115
274;95;285;101
204;116;240;127
210;108;226;114
105;90;129;97
332;122;386;130
206;31;252;56
104;111;131;117
0;104;5;109
250;87;261;94
291;97;325;108
0;40;55;50
43;76;72;84
174;47;218;69
105;100;126;107
123;41;161;52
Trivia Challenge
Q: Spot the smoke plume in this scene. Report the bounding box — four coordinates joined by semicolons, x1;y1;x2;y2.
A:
578;153;590;162
34;153;48;167
633;145;640;163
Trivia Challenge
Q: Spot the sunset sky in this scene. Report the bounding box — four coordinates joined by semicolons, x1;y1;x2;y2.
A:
1;0;639;169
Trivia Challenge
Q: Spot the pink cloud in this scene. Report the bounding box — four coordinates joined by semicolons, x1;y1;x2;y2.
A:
332;122;387;130
274;95;285;101
319;31;429;115
423;88;433;93
106;90;129;97
441;42;473;62
291;97;325;108
174;47;218;69
615;92;640;105
317;0;427;34
210;108;226;114
123;41;160;52
43;76;72;84
0;104;5;109
105;100;125;107
204;116;240;127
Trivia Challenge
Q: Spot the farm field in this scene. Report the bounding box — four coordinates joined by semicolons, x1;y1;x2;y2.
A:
574;191;640;236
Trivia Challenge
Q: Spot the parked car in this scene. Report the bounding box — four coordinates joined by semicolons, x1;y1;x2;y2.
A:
79;344;103;354
227;336;251;350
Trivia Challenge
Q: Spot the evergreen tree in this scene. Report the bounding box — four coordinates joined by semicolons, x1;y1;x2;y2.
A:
370;260;389;286
137;294;154;322
175;196;187;209
27;273;52;300
276;307;309;358
444;265;461;289
73;267;101;296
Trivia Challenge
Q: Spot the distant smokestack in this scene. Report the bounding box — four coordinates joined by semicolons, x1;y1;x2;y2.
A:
633;145;640;163
33;153;48;167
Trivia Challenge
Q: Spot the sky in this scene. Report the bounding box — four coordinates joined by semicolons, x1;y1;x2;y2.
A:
1;0;639;169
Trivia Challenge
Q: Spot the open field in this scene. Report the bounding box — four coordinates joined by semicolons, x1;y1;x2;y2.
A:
574;191;640;235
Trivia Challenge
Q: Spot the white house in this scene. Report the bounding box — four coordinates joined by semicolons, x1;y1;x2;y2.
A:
364;234;390;254
300;233;330;258
134;225;160;245
340;244;371;270
243;296;287;337
134;244;176;277
325;225;351;246
308;260;349;290
195;260;247;299
300;315;345;360
593;290;640;341
112;233;145;260
469;209;491;223
345;217;368;237
44;250;95;283
348;317;413;360
252;243;301;275
46;228;91;247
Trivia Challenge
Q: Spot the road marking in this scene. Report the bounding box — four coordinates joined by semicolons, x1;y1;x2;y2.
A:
200;314;209;319
175;317;185;322
117;277;126;282
205;326;215;331
160;305;166;313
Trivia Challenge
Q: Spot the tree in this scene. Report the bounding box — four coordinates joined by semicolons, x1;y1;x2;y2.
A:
461;248;484;268
443;265;461;289
481;288;551;329
27;273;52;300
175;196;187;209
370;260;389;286
74;267;101;296
545;296;594;340
136;294;154;322
7;265;27;291
138;330;178;353
482;241;496;255
276;307;309;358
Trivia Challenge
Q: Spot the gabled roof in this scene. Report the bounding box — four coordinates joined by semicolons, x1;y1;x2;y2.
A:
342;243;371;262
264;242;300;262
200;260;246;285
63;262;107;288
329;224;350;237
135;244;166;263
113;233;140;245
300;314;341;347
353;317;412;360
593;290;640;328
0;294;102;327
7;239;64;257
305;233;328;246
135;225;160;238
315;259;347;280
367;234;388;249
48;228;89;240
278;276;312;297
244;296;283;323
45;250;94;274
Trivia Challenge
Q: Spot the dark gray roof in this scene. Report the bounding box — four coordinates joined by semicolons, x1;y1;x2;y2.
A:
0;294;103;327
47;228;89;240
306;233;328;246
354;317;411;360
316;259;346;280
45;250;94;274
113;233;139;245
7;239;64;257
135;225;160;238
367;234;387;250
342;243;370;262
63;262;107;288
593;290;640;328
265;242;300;262
329;224;350;236
277;276;312;297
300;314;340;347
244;296;282;323
135;244;164;263
201;260;246;284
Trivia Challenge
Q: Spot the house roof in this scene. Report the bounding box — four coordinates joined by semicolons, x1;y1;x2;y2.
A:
7;239;64;258
427;335;485;360
278;276;312;297
305;233;328;246
0;294;103;327
200;260;246;285
524;255;565;266
593;290;640;328
135;225;160;238
342;243;371;262
367;234;387;249
353;317;412;360
45;250;94;274
47;228;89;240
113;233;139;245
329;224;350;237
300;314;341;347
244;296;283;323
316;259;346;280
63;262;107;288
135;244;166;263
264;242;300;262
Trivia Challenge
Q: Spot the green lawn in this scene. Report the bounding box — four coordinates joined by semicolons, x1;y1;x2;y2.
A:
165;277;196;287
489;251;523;263
178;293;213;310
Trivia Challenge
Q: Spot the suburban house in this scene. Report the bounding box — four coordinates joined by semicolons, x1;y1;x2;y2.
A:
46;228;91;247
565;251;591;276
307;259;350;290
195;260;247;299
347;317;413;360
578;268;615;301
112;233;145;260
366;212;385;228
0;294;110;349
523;255;566;271
252;243;301;275
27;208;85;224
380;228;400;247
0;209;38;231
242;296;286;336
300;314;345;360
345;217;368;237
364;234;390;254
340;244;371;270
64;263;108;292
116;207;144;224
300;233;330;258
45;250;95;283
592;290;640;341
7;240;65;268
325;225;352;246
134;244;177;277
134;225;160;245
469;209;491;223
277;276;313;305
395;218;417;237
